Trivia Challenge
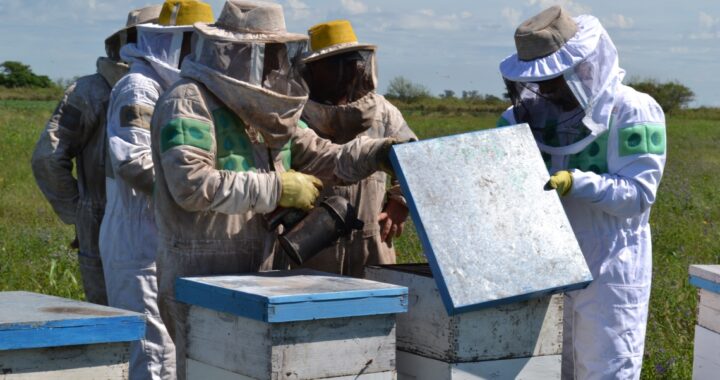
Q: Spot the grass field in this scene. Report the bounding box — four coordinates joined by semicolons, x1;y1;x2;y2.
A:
1;98;719;378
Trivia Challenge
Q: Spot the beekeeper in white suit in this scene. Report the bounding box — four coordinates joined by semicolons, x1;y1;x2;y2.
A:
99;1;214;378
497;6;666;379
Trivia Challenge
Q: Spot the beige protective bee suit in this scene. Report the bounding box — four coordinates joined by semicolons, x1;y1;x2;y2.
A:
301;94;415;277
31;5;162;305
150;1;397;378
297;20;416;277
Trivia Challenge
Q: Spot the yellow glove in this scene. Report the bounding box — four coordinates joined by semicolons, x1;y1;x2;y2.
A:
279;170;323;211
544;170;573;196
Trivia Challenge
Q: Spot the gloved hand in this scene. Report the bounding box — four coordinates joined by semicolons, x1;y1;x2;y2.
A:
544;170;573;196
279;170;323;211
377;137;415;176
378;198;409;246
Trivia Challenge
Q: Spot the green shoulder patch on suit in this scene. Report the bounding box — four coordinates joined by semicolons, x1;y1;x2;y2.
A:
120;104;154;130
569;132;609;174
160;118;213;153
618;123;666;157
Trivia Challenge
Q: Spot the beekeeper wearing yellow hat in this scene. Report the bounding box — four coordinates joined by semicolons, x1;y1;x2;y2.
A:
498;6;666;379
297;20;417;277
31;5;163;307
99;1;214;378
149;2;404;376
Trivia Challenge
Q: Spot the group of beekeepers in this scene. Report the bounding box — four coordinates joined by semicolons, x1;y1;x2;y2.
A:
30;0;665;379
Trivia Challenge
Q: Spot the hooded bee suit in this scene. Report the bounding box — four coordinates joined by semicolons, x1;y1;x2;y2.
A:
497;7;666;379
31;5;162;306
149;2;399;377
99;1;214;378
298;20;417;277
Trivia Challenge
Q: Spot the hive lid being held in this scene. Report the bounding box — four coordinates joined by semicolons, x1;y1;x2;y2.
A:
390;123;593;314
176;269;408;322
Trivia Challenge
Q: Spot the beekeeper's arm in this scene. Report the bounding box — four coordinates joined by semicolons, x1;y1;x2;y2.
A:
567;96;666;218
31;81;92;224
106;75;157;195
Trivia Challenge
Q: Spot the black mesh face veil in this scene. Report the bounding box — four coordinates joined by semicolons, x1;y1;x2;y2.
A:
301;49;376;104
505;77;589;148
194;36;309;97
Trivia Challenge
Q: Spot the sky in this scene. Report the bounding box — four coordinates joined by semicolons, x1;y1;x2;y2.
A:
1;0;719;106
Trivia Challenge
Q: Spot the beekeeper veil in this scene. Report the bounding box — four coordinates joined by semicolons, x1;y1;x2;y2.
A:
181;0;311;148
120;0;214;88
499;6;624;155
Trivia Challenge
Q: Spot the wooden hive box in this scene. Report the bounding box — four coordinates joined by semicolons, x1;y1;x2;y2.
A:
175;269;408;380
0;291;146;379
690;265;720;379
366;265;562;379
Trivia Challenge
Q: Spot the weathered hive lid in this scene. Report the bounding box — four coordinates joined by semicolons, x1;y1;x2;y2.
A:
390;123;593;315
175;269;408;322
0;291;146;350
690;265;720;293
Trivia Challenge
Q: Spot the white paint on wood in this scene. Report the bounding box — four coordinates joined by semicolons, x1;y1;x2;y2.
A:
698;304;720;335
0;342;129;379
693;325;720;380
187;359;396;380
690;265;720;286
396;351;561;380
186;306;396;380
700;289;720;311
365;267;563;362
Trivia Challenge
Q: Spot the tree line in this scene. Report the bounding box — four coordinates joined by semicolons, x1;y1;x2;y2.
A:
385;76;696;114
0;61;699;114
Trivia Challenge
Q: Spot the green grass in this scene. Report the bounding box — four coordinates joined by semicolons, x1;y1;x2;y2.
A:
0;100;83;300
0;99;717;378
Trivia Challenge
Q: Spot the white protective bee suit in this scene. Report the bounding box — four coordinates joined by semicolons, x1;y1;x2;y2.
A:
498;9;666;380
99;22;196;379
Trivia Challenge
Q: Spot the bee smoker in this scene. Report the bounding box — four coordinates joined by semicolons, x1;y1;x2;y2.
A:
264;196;364;265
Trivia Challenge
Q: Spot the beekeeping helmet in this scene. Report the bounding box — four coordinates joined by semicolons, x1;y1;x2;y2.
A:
120;0;214;87
499;6;624;155
301;20;377;104
104;4;163;61
189;0;309;96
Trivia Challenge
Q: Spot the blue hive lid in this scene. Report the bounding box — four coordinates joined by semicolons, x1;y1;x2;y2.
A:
0;291;146;350
390;124;593;315
175;269;408;323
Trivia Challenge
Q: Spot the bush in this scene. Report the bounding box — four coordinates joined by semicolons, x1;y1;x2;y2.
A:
385;76;431;102
626;78;694;114
0;61;55;89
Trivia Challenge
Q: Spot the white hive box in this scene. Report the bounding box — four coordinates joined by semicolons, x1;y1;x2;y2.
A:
690;265;720;379
366;265;562;380
176;269;408;380
0;291;146;379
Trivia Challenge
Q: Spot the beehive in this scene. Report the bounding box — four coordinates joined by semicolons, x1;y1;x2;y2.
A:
0;291;145;379
176;269;408;379
690;265;720;379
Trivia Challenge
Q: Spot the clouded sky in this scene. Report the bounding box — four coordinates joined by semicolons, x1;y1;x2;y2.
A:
1;0;719;106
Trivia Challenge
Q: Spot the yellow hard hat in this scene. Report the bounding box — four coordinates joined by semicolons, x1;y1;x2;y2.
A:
158;0;214;26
